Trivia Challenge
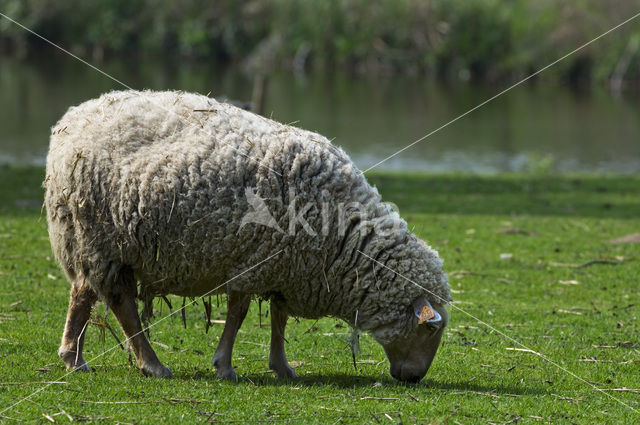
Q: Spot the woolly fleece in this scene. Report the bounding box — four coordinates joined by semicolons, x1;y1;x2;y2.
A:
45;90;451;344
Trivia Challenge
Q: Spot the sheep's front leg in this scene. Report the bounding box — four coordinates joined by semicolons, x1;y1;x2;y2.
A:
212;291;251;380
58;276;97;371
269;302;297;379
109;280;172;378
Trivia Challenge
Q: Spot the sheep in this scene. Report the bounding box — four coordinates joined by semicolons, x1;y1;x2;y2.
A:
45;90;451;382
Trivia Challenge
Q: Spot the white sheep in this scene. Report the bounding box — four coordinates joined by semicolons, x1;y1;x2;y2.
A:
45;90;451;382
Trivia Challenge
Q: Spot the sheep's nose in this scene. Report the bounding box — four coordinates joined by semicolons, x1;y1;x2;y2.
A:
390;364;425;383
399;373;422;383
390;367;401;381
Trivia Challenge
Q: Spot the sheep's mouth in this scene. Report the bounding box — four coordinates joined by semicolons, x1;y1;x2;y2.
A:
390;363;426;383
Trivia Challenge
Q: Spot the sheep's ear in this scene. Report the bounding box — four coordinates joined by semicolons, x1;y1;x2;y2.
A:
413;297;442;325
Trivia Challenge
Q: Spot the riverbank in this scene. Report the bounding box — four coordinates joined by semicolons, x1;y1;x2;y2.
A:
2;166;638;217
1;166;638;423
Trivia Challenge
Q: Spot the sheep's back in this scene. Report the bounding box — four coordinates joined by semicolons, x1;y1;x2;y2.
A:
45;90;369;302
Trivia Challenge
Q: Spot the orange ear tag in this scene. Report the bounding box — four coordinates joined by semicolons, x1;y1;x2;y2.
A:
418;305;435;324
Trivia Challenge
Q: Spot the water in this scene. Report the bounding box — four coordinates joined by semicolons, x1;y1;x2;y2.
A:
1;53;639;173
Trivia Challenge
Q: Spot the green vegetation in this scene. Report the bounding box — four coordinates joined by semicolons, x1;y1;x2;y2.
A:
1;0;640;83
1;166;639;423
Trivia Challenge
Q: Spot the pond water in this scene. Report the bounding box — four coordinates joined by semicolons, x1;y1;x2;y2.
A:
1;53;639;173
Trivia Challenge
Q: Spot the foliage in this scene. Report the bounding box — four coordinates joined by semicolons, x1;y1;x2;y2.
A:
1;166;639;423
1;0;640;83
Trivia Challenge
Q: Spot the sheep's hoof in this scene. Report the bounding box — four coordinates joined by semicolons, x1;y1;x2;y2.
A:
212;353;238;381
59;349;91;372
215;367;238;381
64;362;91;372
141;363;173;378
72;362;91;372
270;363;297;379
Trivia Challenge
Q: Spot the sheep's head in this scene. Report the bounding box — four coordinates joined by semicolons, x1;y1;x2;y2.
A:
375;297;448;383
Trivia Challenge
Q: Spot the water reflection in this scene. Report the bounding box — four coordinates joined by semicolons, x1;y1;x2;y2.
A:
1;53;638;173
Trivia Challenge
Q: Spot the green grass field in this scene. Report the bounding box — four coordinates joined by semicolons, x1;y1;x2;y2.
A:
0;166;638;424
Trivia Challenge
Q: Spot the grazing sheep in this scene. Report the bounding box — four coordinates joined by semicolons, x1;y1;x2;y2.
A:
45;90;451;382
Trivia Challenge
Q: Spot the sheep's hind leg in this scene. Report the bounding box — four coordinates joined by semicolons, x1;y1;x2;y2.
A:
212;291;251;380
269;302;297;379
109;269;172;378
59;276;98;371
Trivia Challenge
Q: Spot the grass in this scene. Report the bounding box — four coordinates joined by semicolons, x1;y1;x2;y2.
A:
0;165;638;423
